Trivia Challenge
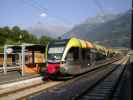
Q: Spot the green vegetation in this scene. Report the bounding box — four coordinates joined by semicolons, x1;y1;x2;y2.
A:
39;35;55;46
0;26;54;52
0;47;3;53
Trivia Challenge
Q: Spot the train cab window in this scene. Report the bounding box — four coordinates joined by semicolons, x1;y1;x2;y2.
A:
48;46;64;61
66;47;79;62
66;52;74;62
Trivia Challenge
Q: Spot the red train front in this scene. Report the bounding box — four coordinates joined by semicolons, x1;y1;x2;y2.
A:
46;39;68;78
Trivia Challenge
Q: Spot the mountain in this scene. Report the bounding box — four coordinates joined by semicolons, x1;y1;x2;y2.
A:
27;22;70;38
62;10;131;48
83;12;118;25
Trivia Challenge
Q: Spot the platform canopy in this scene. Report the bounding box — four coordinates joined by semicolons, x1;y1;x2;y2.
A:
3;43;45;76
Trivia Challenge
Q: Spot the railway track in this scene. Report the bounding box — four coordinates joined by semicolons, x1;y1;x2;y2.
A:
0;56;124;100
76;56;129;100
27;56;129;100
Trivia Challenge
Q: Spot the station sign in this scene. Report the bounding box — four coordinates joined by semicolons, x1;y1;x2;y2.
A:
6;48;13;54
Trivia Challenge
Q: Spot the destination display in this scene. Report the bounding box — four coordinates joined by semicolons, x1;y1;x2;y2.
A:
48;47;64;54
52;40;68;46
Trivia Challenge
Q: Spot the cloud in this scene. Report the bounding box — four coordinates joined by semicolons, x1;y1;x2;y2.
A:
40;12;47;17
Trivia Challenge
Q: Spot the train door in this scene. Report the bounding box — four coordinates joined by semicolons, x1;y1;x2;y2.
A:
85;49;91;66
90;48;96;66
81;48;93;68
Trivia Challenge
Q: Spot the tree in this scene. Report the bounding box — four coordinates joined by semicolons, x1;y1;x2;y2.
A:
0;26;55;47
12;26;21;32
39;36;55;46
0;27;8;45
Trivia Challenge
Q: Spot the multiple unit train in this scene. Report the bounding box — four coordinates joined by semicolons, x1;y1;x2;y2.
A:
45;37;118;78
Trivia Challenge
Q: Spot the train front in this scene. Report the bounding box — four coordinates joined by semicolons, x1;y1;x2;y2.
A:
46;40;67;78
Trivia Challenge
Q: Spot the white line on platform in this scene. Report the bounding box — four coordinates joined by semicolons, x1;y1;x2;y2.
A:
0;76;44;95
0;77;43;89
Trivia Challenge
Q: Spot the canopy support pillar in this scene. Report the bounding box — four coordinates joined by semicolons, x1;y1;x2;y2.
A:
21;45;25;76
3;45;7;74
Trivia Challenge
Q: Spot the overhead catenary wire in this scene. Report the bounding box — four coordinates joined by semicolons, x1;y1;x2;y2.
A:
93;0;107;22
20;0;73;26
22;0;48;13
93;0;105;16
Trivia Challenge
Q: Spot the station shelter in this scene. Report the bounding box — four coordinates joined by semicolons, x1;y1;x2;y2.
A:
2;43;46;76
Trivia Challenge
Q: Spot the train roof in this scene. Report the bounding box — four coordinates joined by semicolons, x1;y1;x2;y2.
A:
49;37;94;49
61;37;94;61
65;37;94;49
51;37;112;52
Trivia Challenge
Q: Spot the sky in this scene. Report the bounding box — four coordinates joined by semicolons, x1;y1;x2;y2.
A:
0;0;131;28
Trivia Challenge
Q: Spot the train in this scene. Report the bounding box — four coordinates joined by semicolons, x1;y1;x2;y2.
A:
45;37;118;79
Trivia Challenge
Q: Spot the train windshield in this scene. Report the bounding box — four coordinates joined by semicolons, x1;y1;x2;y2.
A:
47;39;68;62
48;46;65;62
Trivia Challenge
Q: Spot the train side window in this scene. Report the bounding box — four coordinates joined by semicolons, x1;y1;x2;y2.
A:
90;49;96;62
95;52;104;61
86;49;90;60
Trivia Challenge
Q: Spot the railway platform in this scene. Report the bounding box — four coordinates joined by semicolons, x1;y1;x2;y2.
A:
0;70;40;85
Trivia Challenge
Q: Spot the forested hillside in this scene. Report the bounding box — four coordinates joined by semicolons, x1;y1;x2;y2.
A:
62;10;131;48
